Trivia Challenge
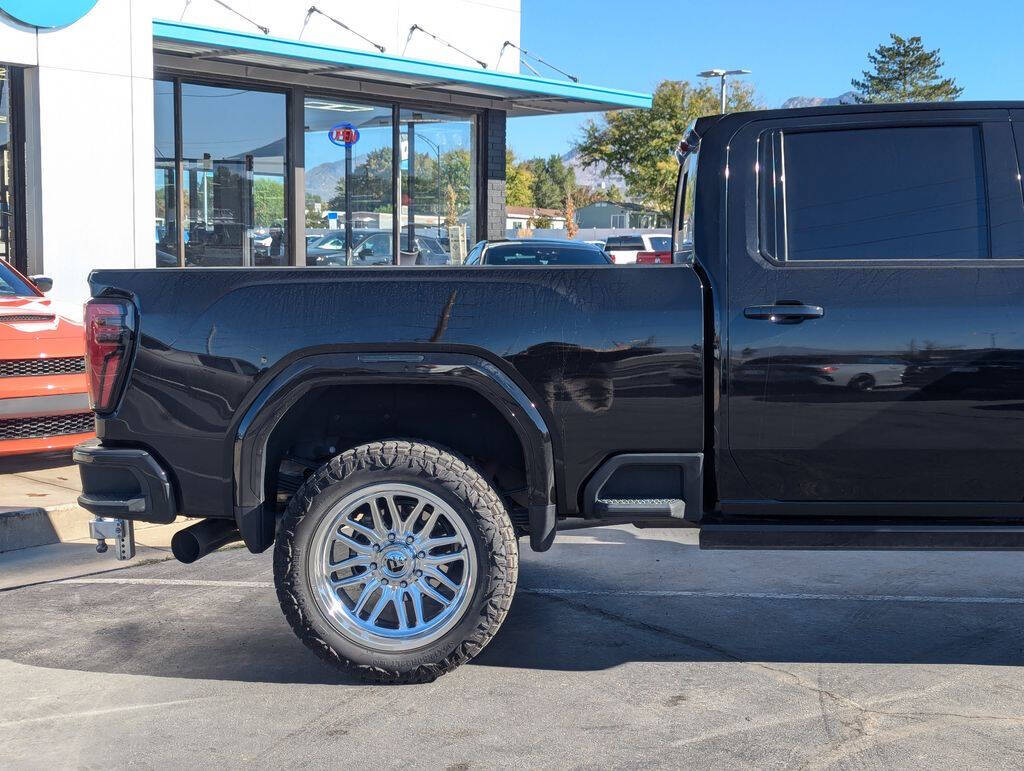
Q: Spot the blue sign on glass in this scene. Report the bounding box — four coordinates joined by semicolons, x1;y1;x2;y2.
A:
328;123;360;147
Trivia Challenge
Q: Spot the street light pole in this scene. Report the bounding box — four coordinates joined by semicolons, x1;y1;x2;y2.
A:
697;68;751;113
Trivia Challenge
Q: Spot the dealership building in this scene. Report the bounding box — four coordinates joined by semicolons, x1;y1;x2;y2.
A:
0;0;649;313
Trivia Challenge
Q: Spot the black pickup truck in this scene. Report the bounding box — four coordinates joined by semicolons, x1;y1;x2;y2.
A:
76;102;1024;682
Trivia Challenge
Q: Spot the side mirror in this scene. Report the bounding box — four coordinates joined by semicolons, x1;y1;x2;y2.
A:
30;275;53;293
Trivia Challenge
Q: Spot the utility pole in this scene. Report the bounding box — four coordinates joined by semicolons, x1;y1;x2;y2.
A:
697;69;751;113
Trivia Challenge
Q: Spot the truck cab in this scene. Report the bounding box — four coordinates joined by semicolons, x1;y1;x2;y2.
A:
680;103;1024;543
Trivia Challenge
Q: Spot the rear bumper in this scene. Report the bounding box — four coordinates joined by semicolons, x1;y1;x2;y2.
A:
73;440;178;524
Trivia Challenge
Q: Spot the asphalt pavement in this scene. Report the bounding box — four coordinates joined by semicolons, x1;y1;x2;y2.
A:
2;525;1023;769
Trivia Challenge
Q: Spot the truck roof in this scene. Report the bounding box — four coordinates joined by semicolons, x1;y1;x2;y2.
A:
694;100;1024;140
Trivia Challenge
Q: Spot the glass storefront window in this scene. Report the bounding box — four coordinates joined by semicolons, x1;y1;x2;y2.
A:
155;79;480;269
154;80;287;267
303;98;393;266
153;79;178;266
400;108;476;264
181;84;287;266
0;66;20;268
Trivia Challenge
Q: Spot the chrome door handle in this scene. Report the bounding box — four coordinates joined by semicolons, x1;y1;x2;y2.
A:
744;304;824;323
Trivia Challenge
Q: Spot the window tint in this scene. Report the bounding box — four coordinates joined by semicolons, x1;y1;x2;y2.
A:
647;236;671;251
780;125;989;261
483;244;609;265
606;236;644;250
0;261;33;296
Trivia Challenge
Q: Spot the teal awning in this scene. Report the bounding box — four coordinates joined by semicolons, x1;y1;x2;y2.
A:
152;20;651;116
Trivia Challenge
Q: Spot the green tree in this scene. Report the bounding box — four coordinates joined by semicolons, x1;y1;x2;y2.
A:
439;148;471;211
305;192;324;228
852;34;963;103
253;177;284;227
526;155;575;210
506;149;535;207
603;184;624;203
575;79;758;218
328;147;393;212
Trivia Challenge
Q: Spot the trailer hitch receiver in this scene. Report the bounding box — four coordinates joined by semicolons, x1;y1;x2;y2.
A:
89;517;136;560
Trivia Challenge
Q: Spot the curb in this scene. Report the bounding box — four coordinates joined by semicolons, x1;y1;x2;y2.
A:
0;502;98;553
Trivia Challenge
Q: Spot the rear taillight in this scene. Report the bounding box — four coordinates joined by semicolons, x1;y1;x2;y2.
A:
606;252;616;263
85;300;135;413
636;251;672;264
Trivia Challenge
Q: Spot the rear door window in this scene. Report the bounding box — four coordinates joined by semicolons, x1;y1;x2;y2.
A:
773;125;991;261
606;236;645;250
484;244;609;265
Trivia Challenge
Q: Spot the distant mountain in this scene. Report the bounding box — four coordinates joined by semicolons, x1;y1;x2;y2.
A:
782;91;859;109
306;160;345;201
561;148;625;196
306;154;381;201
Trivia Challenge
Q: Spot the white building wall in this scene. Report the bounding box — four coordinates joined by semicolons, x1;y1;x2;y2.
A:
0;0;521;315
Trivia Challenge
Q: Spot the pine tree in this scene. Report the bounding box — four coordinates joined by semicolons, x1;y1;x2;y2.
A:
852;34;963;103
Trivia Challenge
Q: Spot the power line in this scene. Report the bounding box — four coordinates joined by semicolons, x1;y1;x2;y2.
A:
303;6;385;53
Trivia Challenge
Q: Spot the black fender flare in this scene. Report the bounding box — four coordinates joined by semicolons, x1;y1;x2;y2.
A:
232;351;556;554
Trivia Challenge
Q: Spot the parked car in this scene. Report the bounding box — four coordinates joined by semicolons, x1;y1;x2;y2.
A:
76;101;1024;684
733;356;907;392
0;261;93;457
604;233;671;264
464;239;612;265
311;230;450;266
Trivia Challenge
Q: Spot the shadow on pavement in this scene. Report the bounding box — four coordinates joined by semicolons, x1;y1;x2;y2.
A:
1;529;1023;685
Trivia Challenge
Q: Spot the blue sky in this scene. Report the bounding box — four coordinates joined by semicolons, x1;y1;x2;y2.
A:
507;0;1024;160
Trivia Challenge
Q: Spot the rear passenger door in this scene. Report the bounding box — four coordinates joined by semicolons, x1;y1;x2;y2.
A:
725;108;1024;504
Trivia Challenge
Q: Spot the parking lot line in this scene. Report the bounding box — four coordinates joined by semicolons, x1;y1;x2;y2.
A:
0;699;204;729
58;576;1024;605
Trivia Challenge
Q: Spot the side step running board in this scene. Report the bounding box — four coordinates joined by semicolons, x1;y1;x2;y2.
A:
700;522;1024;550
594;498;685;518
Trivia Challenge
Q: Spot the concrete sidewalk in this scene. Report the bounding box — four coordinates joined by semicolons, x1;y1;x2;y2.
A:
0;452;193;570
0;453;86;551
0;453;81;510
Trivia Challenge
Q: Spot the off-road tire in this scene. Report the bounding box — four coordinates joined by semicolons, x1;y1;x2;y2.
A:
273;440;519;683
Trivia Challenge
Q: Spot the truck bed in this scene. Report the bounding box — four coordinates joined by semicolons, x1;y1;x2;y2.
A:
89;265;705;518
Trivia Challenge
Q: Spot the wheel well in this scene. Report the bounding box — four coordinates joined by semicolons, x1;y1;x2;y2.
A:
264;383;529;529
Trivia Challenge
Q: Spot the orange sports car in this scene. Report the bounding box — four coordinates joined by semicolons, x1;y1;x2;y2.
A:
0;260;94;456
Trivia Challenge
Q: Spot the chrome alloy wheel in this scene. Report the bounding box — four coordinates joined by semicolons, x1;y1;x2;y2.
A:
307;482;477;651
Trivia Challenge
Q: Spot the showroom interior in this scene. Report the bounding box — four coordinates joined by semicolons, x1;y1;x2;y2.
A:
0;2;650;313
